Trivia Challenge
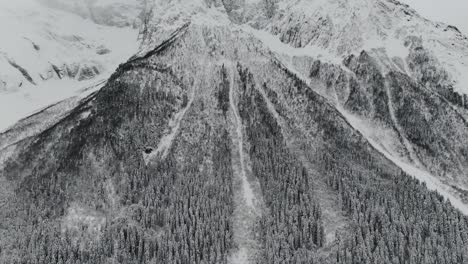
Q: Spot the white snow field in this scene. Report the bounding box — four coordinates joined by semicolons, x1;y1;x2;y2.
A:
0;0;139;132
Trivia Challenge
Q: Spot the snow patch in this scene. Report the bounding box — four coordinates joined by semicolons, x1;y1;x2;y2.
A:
105;179;118;209
362;36;410;60
227;63;255;209
62;204;106;234
245;26;343;65
80;110;92;120
453;62;468;95
0;78;105;133
229;247;249;264
0;145;16;171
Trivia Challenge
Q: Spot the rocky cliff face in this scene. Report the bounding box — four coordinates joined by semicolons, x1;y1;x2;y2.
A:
1;0;468;263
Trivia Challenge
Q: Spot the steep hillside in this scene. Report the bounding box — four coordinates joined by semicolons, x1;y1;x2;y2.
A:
1;0;468;263
233;0;468;210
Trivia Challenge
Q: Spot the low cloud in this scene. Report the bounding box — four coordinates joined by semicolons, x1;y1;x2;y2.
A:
402;0;468;35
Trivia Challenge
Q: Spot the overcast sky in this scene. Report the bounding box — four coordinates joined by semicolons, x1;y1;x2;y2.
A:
402;0;468;35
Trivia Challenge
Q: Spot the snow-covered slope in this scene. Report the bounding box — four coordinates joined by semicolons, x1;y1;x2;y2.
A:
135;0;468;212
0;0;139;131
1;0;466;210
236;0;468;212
38;0;146;27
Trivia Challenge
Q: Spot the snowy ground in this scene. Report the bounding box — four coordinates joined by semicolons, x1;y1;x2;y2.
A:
0;78;107;132
0;0;139;132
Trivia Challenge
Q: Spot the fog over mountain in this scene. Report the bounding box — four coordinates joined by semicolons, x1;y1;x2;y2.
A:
1;0;468;263
37;0;147;27
402;0;468;35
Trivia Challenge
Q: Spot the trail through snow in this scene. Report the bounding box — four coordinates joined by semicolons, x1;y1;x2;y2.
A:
226;63;262;264
229;70;255;209
143;73;197;165
384;80;423;167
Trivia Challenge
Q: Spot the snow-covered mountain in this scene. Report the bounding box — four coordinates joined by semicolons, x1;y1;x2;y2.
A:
137;0;468;210
1;0;468;263
0;0;140;131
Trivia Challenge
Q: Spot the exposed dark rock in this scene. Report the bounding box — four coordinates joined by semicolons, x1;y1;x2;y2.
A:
7;59;36;85
50;63;63;79
96;46;111;55
77;65;100;81
144;147;153;154
446;25;461;34
216;66;230;116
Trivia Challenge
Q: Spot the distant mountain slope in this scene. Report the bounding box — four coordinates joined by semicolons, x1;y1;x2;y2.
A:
0;0;139;131
38;0;146;27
